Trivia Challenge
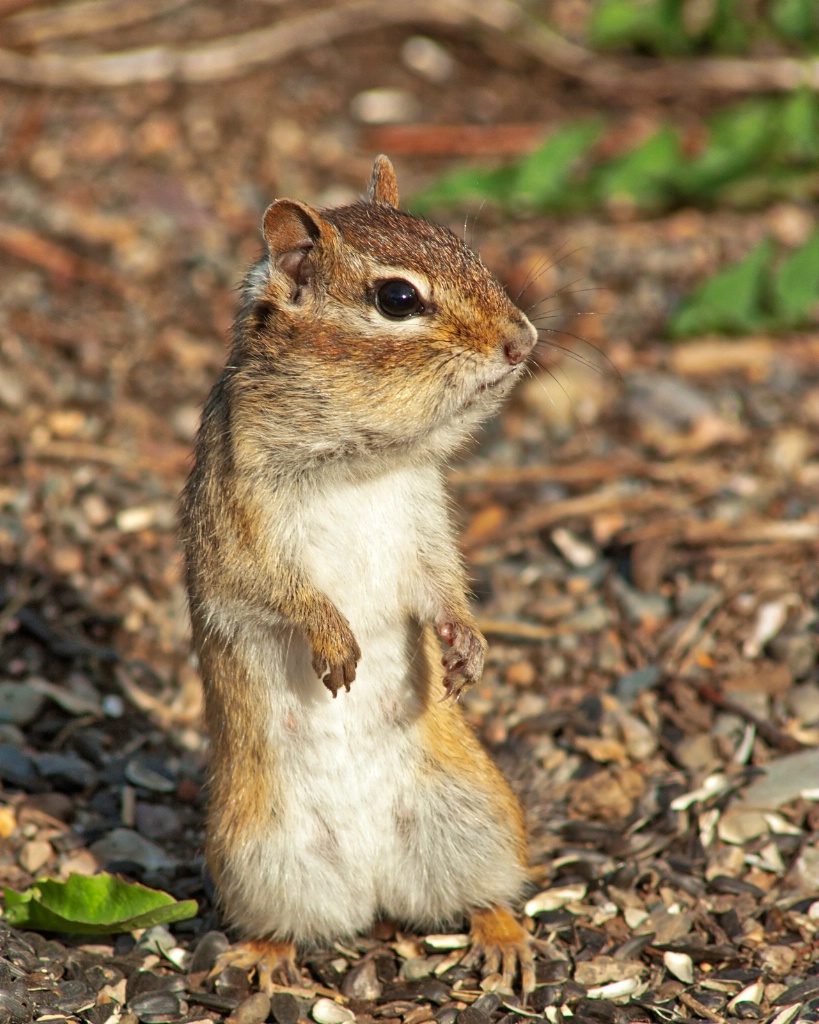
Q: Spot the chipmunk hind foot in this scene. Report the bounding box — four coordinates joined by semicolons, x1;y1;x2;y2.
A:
466;906;535;999
209;939;300;995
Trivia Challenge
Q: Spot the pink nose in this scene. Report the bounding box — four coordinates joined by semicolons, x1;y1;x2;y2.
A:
504;320;537;366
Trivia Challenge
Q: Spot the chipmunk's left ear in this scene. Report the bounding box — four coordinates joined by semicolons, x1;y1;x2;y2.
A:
368;154;399;208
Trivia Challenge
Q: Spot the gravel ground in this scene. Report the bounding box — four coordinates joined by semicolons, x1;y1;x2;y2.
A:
1;3;818;1023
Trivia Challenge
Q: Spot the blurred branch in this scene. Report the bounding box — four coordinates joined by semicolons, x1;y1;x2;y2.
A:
1;0;190;46
0;0;816;92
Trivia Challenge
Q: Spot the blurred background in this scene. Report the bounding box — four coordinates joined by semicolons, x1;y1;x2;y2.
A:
1;0;819;1011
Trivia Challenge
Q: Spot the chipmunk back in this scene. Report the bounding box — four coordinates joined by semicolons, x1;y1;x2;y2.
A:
180;156;538;994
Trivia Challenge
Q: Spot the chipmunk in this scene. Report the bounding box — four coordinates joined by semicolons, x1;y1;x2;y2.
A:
180;156;538;995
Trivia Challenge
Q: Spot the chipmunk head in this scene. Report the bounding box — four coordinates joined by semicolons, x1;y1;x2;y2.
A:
234;156;536;465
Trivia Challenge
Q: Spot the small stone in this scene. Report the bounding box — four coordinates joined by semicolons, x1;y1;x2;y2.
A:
616;711;658;760
400;958;436;981
663;951;694;984
456;1007;489;1024
311;998;355;1024
505;661;536;687
341;959;382;1001
350;88;418;125
269;993;300;1024
400;36;455;83
227;993;271;1024
785;843;819;894
676;734;718;771
772;635;819;681
788;681;819;723
615;665;662;702
89;827;177;870
125;757;176;793
128;991;186;1024
0;681;46;725
19;838;52;873
735;746;819;809
0;744;43;792
551;527;599;568
134;803;182;841
757;945;797;977
189;931;230;974
37;752;97;791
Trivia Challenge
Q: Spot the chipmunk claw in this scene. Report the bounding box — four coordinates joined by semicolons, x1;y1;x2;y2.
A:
465;906;535;1001
209;940;301;995
437;619;487;700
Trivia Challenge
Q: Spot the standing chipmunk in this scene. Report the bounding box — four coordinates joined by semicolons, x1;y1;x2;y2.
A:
180;156;538;995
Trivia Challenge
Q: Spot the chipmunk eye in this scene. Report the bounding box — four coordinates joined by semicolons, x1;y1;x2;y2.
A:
375;279;423;319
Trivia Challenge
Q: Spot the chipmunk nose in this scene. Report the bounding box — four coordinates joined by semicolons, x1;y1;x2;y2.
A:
503;318;537;366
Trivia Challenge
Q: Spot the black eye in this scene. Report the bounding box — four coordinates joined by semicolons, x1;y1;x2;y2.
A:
375;279;423;319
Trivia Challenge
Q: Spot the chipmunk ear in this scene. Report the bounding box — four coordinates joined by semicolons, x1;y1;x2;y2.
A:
368;154;399;208
262;199;323;294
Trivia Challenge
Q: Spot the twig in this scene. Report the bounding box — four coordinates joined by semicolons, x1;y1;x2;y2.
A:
678;989;727;1023
0;221;133;296
462;486;686;551
475;618;556;643
691;680;804;753
0;0;816;94
1;0;189;45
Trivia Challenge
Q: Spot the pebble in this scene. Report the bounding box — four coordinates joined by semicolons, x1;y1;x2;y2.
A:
675;733;718;771
616;710;658;760
89;827;177;870
125;757;177;794
311;998;355;1024
188;931;230;974
341;959;382;1001
0;681;46;725
37;751;97;791
134;802;182;841
676;582;721;615
771;634;818;681
0;744;43;792
227;993;271;1024
734;746;819;809
269;993;300;1024
626;371;715;430
456;1007;490;1024
615;665;662;702
350;89;418;125
787;681;819;723
0;993;29;1024
128;992;186;1023
18;838;52;873
400;36;455;83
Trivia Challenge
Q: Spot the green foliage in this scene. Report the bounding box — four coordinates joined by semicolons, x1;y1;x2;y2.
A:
3;874;198;934
413;93;819;219
590;0;819;53
771;230;819;326
669;241;773;337
590;0;690;55
592;127;680;211
669;232;819;336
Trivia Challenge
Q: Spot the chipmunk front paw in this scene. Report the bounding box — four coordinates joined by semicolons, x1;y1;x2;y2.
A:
437;619;487;701
310;616;361;697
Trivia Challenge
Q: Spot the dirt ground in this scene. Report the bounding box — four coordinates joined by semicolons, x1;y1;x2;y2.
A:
1;3;818;1024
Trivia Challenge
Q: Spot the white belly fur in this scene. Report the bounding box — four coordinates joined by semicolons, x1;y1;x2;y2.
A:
220;467;525;941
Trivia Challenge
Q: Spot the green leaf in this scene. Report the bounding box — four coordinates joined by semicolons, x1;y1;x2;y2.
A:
776;90;819;163
591;127;680;211
3;874;197;934
511;120;603;209
681;100;774;197
669;239;773;337
590;0;690;54
410;164;517;213
771;230;819;327
769;0;819;44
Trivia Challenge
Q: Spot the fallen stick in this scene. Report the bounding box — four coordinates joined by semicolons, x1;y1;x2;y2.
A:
0;0;816;94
